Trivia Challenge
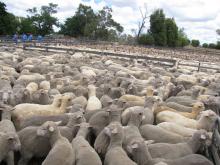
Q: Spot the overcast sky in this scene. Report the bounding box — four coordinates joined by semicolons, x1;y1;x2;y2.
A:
2;0;220;43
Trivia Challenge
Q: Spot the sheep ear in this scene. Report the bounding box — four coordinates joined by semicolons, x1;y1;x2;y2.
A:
54;121;62;126
145;140;155;145
49;126;54;132
200;134;206;140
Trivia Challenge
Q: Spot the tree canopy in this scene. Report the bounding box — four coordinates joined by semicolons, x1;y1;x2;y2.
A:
60;4;123;40
150;9;167;46
26;3;59;35
0;2;19;35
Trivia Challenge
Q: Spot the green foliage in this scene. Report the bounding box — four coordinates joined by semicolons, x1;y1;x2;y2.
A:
17;17;36;34
150;9;167;46
27;3;59;35
209;43;216;49
202;43;208;48
191;39;200;47
216;41;220;49
0;2;19;35
165;18;178;47
60;4;123;41
138;33;154;45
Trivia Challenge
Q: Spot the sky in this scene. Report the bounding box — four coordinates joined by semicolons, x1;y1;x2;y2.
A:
2;0;220;43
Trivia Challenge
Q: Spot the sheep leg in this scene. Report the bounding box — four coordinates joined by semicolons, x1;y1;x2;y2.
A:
6;151;14;165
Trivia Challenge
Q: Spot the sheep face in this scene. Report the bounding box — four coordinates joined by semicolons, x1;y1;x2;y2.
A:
104;123;123;139
193;102;205;112
201;110;217;121
67;112;86;124
37;121;61;137
3;132;21;151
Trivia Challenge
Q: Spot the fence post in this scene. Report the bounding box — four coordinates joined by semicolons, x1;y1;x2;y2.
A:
198;62;201;72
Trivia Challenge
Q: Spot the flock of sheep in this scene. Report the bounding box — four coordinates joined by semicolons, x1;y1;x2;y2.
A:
0;46;220;165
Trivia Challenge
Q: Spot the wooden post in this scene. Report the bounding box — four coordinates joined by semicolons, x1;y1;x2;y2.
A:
198;62;201;72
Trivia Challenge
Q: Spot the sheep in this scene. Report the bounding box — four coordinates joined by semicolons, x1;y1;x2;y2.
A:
12;95;72;128
16;73;45;85
58;112;85;142
19;113;70;129
129;139;213;165
157;122;199;137
86;84;102;111
72;96;88;109
72;122;102;165
121;97;157;126
39;80;50;90
100;95;113;107
25;82;38;95
154;102;205;119
94;105;122;158
156;110;217;131
20;104;84;129
89;110;110;137
165;88;200;106
12;84;31;104
147;130;211;159
37;121;75;165
18;112;84;165
0;132;21;165
31;89;51;105
108;87;125;99
140;124;189;144
0;110;20;165
122;109;146;155
166;102;192;112
103;123;137;165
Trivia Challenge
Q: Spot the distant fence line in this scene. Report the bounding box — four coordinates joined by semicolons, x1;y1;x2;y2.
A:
1;36;220;57
20;44;220;72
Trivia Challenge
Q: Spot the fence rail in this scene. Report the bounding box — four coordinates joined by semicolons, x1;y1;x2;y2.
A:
20;44;220;72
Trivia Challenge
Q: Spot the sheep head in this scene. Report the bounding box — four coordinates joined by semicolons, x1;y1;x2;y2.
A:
0;132;21;151
192;102;205;112
37;121;62;137
104;122;123;139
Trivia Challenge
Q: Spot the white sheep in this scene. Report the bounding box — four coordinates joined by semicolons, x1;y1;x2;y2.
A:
86;85;102;111
12;95;72;128
40;80;51;90
25;82;38;95
156;110;217;131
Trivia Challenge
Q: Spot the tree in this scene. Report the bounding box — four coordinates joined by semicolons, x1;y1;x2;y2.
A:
27;3;59;35
0;2;18;35
138;33;154;45
202;43;208;48
60;4;123;41
17;17;36;34
60;4;97;37
209;43;216;49
191;39;200;47
137;5;149;39
95;6;123;40
216;41;220;49
177;28;190;47
149;9;167;46
165;18;178;47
